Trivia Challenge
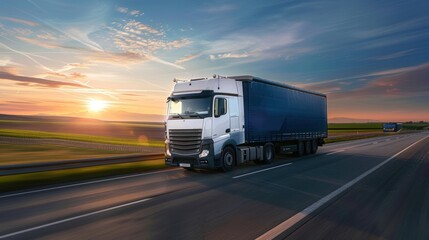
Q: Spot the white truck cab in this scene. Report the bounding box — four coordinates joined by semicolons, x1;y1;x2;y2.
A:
165;76;245;171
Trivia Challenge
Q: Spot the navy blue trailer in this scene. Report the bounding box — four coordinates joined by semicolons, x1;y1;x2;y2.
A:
231;76;327;156
242;79;327;143
383;122;402;132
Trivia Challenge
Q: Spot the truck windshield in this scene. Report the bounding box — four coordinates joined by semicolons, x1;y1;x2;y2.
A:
168;97;213;119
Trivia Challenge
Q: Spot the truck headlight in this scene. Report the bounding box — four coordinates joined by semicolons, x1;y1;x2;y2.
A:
199;149;209;158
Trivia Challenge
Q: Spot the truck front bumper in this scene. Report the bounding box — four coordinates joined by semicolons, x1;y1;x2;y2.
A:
165;139;218;169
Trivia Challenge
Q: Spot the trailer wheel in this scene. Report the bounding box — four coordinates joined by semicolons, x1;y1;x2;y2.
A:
263;143;275;164
304;141;311;155
295;141;304;157
310;140;318;154
221;146;235;172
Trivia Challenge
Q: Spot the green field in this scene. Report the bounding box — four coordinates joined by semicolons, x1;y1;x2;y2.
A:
0;129;164;147
402;123;429;130
328;123;383;130
0;144;136;165
0;159;168;192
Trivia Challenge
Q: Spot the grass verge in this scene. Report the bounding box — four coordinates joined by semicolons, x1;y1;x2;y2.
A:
328;123;382;130
0;129;164;147
0;159;170;193
325;133;392;143
0;143;136;165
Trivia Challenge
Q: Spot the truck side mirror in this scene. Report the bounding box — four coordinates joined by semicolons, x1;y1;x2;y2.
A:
214;98;227;117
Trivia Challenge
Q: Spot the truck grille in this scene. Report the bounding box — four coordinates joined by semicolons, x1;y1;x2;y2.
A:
169;129;202;154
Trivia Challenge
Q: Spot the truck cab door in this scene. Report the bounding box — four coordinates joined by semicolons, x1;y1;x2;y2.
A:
212;97;230;144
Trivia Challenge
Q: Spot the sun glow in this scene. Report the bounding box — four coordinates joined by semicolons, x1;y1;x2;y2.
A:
87;99;108;112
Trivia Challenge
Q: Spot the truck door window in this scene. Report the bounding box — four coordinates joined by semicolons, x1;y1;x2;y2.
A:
214;98;227;117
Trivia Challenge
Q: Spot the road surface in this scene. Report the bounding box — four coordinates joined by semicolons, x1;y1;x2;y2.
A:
1;132;428;240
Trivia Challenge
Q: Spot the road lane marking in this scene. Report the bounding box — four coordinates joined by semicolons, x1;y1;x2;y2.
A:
326;150;345;155
232;163;292;179
0;198;151;239
0;168;180;199
256;134;429;240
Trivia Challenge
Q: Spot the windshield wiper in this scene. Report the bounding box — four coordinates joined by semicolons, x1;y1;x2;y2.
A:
189;112;204;118
172;113;184;119
189;113;204;119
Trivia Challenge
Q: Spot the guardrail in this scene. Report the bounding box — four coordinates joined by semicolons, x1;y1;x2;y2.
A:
0;153;165;176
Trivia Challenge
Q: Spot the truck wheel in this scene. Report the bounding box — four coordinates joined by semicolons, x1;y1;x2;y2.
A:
263;143;275;164
221;147;235;172
310;140;318;154
304;141;311;155
295;141;304;157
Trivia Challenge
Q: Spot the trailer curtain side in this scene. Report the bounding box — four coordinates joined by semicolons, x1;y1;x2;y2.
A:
242;81;327;143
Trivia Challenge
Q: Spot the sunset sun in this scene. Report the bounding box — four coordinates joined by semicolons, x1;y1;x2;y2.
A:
87;99;108;112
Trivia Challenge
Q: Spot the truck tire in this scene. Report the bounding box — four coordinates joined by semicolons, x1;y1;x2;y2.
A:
304;141;311;155
310;139;318;154
263;143;275;164
296;141;304;157
221;146;235;172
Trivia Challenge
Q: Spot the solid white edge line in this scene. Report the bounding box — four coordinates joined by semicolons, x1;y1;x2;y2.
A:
0;198;151;239
326;150;345;155
256;134;429;240
0;168;180;199
233;163;292;179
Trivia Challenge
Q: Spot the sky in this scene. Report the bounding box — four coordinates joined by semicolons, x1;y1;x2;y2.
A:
0;0;428;122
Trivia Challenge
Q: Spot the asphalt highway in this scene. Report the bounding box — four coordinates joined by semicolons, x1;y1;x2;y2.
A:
1;132;428;240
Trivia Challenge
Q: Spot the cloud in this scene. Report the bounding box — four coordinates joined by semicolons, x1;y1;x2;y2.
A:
175;53;201;64
150;55;185;70
353;17;428;40
13;28;32;35
16;36;59;49
201;4;235;13
129;10;141;16
46;71;86;80
368;62;429;77
122;20;163;36
0;58;12;67
0;41;54;72
109;20;190;69
37;32;57;40
84;51;148;65
209;52;249;60
117;7;128;13
117;7;143;16
0;70;88;88
66;28;104;51
31;15;104;52
305;62;429;99
0;17;39;26
0;65;19;74
373;49;415;61
165;39;191;49
301;62;429;93
56;63;89;72
204;22;304;62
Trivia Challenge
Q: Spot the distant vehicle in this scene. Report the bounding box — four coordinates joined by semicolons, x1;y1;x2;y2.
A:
383;122;402;132
165;75;328;171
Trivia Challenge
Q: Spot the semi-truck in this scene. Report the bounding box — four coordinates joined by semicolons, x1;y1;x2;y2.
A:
165;75;328;171
383;122;402;132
